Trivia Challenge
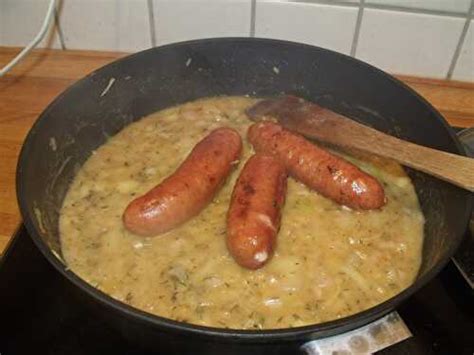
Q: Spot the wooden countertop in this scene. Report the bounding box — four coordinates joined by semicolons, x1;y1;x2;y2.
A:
1;46;473;254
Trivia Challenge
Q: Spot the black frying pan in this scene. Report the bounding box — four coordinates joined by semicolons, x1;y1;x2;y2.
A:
16;38;472;354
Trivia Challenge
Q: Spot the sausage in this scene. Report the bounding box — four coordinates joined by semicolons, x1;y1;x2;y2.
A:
247;121;385;210
227;154;287;269
123;127;242;236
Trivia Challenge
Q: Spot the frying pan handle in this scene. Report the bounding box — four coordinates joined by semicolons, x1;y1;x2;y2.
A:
299;312;411;354
457;127;474;158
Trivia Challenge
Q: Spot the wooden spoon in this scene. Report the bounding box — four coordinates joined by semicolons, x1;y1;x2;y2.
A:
247;96;474;192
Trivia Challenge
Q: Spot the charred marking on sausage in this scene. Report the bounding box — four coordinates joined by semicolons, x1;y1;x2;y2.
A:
243;183;256;195
327;165;337;174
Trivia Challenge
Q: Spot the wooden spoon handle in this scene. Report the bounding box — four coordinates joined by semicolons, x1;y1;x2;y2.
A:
315;120;474;192
247;96;474;192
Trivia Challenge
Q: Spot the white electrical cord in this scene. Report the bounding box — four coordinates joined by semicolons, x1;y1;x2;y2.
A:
0;0;57;77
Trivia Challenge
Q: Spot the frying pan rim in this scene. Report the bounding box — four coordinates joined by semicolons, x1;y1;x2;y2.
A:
16;37;473;343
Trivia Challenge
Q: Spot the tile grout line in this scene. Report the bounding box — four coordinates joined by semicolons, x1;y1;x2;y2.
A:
250;0;257;37
290;0;470;18
350;0;364;57
54;0;66;50
446;0;473;79
291;0;359;7
147;0;157;48
364;3;469;18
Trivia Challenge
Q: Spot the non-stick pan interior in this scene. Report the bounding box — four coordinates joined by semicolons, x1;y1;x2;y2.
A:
17;38;471;317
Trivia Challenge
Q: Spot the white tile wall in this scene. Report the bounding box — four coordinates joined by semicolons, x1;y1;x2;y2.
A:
58;0;151;52
0;0;473;81
452;21;474;82
255;2;358;55
356;9;465;78
0;0;61;49
152;0;251;45
366;0;472;14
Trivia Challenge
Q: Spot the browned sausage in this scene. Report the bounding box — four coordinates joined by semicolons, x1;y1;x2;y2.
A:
248;122;385;210
123;127;242;236
227;154;287;269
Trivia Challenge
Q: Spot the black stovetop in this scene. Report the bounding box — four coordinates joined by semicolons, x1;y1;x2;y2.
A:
0;226;473;355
